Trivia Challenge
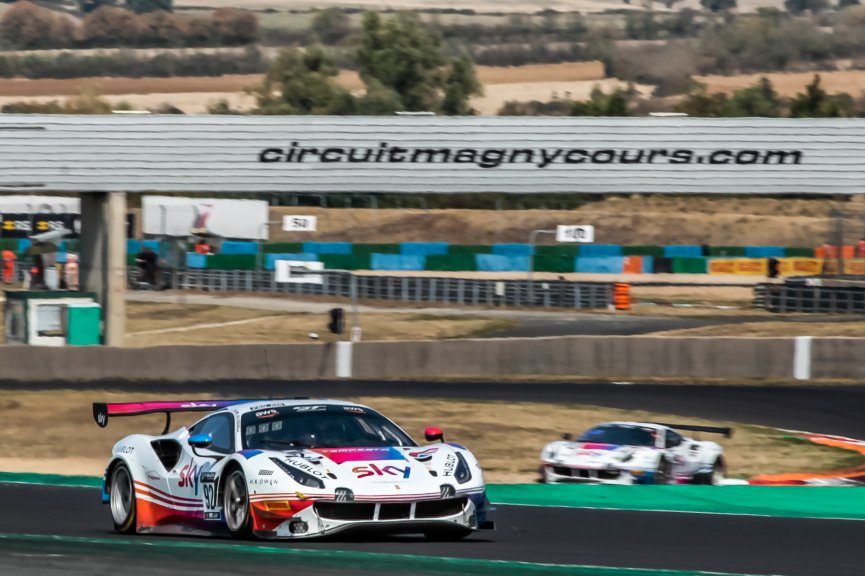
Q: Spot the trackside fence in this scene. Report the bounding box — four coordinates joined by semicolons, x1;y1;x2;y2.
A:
755;283;865;313
163;269;613;309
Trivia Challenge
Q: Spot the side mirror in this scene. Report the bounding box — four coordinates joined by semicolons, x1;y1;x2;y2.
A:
424;426;444;443
188;433;213;449
562;433;574;441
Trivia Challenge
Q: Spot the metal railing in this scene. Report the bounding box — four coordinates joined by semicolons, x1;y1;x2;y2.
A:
159;268;613;309
756;283;865;314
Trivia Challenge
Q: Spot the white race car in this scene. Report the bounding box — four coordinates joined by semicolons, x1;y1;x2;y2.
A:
540;421;730;485
94;398;492;540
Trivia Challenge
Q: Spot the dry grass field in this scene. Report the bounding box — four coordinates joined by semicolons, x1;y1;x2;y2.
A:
124;302;515;346
175;0;780;13
0;75;261;97
177;0;641;14
696;69;865;98
263;195;845;246
652;321;865;337
0;62;611;114
0;391;858;482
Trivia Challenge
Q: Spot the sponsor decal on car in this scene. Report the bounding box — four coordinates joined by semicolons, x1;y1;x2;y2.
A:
442;454;456;477
409;447;438;462
312;447;406;464
343;406;365;414
352;463;411;479
286;459;329;479
256;409;279;419
145;470;161;482
292;405;326;412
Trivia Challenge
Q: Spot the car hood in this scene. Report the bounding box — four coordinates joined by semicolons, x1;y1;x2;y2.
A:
247;444;468;498
545;442;656;467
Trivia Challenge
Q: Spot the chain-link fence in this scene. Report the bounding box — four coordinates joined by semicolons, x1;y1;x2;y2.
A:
755;282;865;313
162;268;614;309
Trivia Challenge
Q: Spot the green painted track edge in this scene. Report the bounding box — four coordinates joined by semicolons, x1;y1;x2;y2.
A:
3;472;865;522
0;533;765;576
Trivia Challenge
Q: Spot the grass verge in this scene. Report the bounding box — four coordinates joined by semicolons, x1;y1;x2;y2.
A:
0;391;860;483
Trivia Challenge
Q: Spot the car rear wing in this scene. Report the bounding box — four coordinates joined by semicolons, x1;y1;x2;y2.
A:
93;400;251;434
657;423;733;438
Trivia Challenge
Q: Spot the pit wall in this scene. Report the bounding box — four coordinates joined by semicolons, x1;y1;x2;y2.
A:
1;336;862;382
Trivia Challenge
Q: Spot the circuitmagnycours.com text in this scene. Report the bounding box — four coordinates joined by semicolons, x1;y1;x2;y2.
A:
258;142;803;168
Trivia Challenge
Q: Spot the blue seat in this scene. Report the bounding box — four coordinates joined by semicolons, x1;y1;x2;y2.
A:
371;254;425;271
492;244;533;257
575;257;624;274
476;254;530;272
400;242;449;256
663;245;703;258
579;244;623;257
303;242;353;255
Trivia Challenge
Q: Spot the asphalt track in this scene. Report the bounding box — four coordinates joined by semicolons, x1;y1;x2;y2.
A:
3;380;865;575
6;378;864;438
1;483;864;576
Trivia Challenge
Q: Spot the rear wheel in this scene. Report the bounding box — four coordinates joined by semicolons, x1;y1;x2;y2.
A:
110;463;137;534
224;469;252;537
695;458;725;485
654;460;672;485
424;526;473;541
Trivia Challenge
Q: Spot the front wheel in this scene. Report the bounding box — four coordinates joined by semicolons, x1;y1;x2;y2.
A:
110;463;137;534
653;460;672;485
223;469;252;537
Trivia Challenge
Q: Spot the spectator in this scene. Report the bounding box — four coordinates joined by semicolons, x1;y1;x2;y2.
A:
194;238;213;255
135;246;158;286
2;250;15;284
64;253;79;290
30;254;45;289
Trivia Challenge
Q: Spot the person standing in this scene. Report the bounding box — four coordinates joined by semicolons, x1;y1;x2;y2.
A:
64;253;79;290
135;247;158;287
2;249;15;284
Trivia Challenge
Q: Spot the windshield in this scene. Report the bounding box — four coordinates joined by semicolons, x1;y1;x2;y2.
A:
241;405;416;450
578;425;657;447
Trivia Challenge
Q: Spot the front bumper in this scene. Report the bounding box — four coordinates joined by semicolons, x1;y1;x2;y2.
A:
251;496;485;539
541;463;649;484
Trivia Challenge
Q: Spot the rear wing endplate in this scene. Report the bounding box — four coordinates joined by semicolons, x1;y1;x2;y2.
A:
657;423;733;438
93;400;251;435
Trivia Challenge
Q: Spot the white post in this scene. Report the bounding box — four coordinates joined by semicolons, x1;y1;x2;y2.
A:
336;341;353;378
793;336;813;381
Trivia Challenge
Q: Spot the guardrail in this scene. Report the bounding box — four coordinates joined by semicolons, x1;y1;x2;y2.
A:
755;283;865;313
4;335;861;381
163;269;614;309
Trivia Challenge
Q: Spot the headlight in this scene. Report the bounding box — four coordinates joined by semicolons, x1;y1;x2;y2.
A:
270;457;325;489
617;449;635;463
542;446;558;460
455;453;472;484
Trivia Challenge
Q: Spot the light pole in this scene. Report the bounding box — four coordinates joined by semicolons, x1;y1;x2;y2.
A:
527;229;556;306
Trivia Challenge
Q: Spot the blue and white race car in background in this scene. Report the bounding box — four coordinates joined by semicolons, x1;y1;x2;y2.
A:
540;421;731;485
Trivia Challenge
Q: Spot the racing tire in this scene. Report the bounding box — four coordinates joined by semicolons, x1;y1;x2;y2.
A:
110;463;137;534
223;468;252;538
424;526;473;541
653;459;672;485
695;458;726;486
